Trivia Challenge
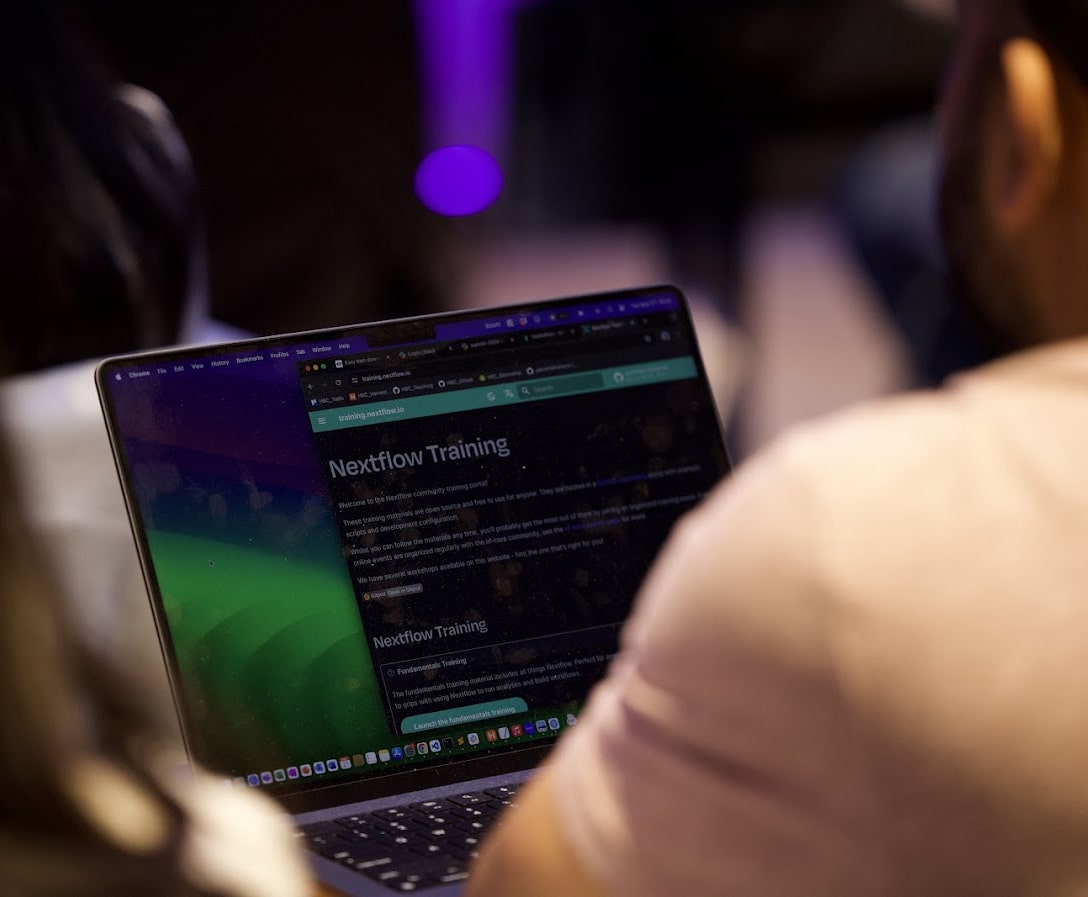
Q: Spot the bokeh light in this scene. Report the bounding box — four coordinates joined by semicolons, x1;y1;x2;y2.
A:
414;145;503;216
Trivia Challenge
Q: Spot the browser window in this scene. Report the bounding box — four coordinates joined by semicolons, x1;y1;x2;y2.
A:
301;303;723;736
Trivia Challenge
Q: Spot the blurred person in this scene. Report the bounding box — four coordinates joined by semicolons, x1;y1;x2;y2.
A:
0;415;310;897
0;0;207;368
470;1;1088;895
0;5;312;894
0;0;243;703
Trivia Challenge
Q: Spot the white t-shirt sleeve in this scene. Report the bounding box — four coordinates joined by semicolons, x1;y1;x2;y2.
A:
69;756;312;897
549;441;886;897
174;768;313;897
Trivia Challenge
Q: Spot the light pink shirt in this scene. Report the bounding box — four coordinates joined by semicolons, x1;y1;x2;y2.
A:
553;339;1088;896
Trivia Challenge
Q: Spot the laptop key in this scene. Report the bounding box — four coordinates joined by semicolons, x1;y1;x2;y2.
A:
410;811;455;827
374;868;435;889
311;845;358;863
364;858;462;891
458;819;488;833
448;805;488;821
349;855;397;872
392;859;469;879
452;833;482;850
409;842;449;857
373;807;414;821
448;793;489;807
337;841;403;863
302;832;339;851
299;821;344;836
335;814;379;829
443;844;480;863
409;798;459;812
336;827;382;843
371;818;428;836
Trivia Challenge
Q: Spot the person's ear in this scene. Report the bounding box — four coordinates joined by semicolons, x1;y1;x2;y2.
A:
993;37;1063;235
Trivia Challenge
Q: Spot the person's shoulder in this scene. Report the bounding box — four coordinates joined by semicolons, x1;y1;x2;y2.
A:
650;348;1076;635
651;338;1088;661
621;387;962;663
700;340;1088;533
690;385;965;542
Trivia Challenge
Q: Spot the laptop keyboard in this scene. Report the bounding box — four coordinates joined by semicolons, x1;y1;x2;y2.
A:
298;783;521;892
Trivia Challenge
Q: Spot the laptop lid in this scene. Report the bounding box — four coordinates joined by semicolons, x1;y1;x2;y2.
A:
96;285;731;816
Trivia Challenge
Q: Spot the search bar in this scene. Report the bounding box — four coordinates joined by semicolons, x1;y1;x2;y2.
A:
518;371;604;399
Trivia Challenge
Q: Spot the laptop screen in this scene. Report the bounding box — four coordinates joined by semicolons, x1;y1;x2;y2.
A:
97;286;730;806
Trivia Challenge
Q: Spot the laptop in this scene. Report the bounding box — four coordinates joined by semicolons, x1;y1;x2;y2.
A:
96;285;732;895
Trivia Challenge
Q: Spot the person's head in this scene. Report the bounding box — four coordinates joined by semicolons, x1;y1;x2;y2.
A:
939;0;1088;353
0;0;198;373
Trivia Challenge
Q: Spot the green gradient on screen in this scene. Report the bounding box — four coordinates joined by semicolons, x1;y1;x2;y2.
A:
150;531;390;772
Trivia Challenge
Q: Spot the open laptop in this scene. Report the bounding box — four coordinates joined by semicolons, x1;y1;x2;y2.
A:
96;285;732;895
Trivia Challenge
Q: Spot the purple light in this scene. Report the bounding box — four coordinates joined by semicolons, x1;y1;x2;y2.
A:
412;0;536;217
414;0;527;150
414;145;503;217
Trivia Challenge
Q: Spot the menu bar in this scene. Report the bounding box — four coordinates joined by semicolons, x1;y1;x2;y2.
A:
104;292;680;383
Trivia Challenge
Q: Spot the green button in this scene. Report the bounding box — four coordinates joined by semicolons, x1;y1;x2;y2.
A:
400;698;529;735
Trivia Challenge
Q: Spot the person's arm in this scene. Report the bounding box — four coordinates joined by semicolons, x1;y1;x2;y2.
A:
467;765;610;897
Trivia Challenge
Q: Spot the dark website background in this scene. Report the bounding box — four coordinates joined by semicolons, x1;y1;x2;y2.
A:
102;289;730;794
313;381;720;736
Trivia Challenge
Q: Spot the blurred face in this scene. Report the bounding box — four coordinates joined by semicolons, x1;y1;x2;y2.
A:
938;0;1045;351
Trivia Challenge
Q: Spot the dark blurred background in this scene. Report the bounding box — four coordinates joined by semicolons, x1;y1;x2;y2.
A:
67;0;958;454
68;1;442;334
